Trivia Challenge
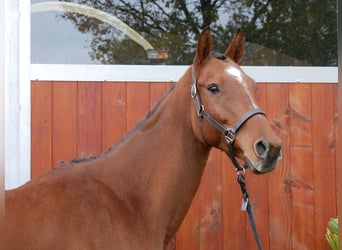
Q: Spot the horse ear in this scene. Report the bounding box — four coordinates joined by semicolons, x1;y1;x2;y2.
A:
193;27;213;67
225;29;244;63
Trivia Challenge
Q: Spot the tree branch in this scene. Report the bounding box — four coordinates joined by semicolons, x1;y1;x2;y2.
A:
176;0;200;34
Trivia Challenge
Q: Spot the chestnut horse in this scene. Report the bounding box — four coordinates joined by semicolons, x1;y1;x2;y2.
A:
4;28;281;250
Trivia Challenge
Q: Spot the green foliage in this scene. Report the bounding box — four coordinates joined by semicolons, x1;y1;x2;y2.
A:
326;217;338;250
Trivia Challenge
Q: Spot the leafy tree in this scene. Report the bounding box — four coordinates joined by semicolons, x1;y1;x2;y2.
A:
238;0;337;65
59;0;337;65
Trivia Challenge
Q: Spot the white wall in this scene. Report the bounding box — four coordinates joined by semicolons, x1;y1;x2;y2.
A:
30;64;337;83
0;0;5;196
5;0;31;190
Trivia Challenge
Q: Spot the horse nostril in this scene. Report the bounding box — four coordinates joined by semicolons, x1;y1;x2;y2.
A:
254;139;269;159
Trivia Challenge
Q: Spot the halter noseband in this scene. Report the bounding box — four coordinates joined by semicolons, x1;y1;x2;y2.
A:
191;65;265;170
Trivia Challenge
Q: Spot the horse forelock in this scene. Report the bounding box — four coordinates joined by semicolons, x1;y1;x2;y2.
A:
211;51;227;61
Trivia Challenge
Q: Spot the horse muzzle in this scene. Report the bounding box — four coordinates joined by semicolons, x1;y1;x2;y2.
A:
245;142;282;174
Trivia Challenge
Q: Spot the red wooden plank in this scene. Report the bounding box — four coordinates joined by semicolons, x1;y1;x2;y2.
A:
290;84;312;147
102;82;127;151
52;82;77;167
267;83;292;250
289;83;315;249
175;193;200;250
126;82;150;131
198;149;223;249
77;82;102;158
31;81;52;177
312;84;337;249
150;82;169;108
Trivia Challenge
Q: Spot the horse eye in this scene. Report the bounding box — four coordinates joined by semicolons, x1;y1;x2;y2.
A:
207;84;220;94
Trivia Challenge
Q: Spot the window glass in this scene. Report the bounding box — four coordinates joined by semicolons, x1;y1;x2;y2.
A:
31;0;337;66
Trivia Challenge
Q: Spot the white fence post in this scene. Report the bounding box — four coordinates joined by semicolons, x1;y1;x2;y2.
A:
5;0;31;189
0;0;5;198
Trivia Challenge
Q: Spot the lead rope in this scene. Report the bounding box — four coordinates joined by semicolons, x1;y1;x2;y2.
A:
236;168;262;250
226;143;262;250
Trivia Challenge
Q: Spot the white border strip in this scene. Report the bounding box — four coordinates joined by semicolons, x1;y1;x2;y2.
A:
5;0;31;190
31;64;338;83
0;0;5;194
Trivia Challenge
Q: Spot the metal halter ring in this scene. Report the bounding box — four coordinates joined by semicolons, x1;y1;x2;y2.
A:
191;84;197;98
224;129;236;144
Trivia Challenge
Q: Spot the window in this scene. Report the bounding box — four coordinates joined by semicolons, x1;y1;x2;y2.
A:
31;0;337;66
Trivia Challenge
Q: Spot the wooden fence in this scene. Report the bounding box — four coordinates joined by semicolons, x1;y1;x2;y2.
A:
31;80;338;250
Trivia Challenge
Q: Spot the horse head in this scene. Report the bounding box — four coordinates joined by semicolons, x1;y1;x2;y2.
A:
191;28;282;174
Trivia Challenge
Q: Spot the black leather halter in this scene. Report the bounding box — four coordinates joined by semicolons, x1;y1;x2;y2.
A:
191;66;265;170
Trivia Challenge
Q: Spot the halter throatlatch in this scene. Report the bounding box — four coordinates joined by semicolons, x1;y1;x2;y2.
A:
191;65;264;250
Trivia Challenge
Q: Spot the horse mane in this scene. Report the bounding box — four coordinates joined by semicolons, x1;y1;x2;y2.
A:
58;84;176;168
57;52;227;169
58;54;228;168
57;53;231;169
132;84;176;130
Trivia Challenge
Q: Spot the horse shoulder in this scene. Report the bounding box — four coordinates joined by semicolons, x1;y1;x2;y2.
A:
4;166;154;249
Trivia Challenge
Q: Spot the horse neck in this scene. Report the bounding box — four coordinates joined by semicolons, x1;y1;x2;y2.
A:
95;67;211;241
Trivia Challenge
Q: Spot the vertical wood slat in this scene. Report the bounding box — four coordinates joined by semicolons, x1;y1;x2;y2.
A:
102;82;127;151
267;84;292;250
52;82;77;167
31;81;52;177
289;84;315;249
77;82;102;158
198;149;223;250
150;82;169;107
176;192;200;250
312;84;337;249
30;81;338;250
126;82;150;131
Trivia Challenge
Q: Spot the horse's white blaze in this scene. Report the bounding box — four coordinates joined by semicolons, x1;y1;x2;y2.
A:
226;65;258;109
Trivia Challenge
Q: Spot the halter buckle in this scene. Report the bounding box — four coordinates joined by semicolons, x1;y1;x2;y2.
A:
225;129;236;144
197;104;205;117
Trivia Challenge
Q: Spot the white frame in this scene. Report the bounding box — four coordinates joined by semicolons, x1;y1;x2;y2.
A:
5;0;31;190
31;64;337;83
0;0;5;193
